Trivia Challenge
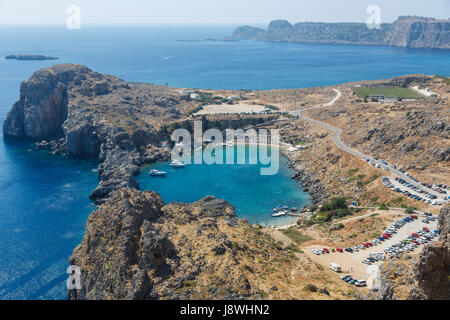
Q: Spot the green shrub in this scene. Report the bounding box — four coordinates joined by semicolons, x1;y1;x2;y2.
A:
378;203;389;210
303;284;318;293
405;207;416;214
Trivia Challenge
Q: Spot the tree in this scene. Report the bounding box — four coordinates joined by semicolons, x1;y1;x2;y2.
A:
405;207;416;214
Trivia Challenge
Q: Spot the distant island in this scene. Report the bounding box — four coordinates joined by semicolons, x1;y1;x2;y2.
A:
5;54;59;61
227;16;450;49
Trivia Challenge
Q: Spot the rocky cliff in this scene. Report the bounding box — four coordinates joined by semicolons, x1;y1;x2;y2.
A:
384;16;450;49
407;206;450;299
3;64;188;203
229;16;449;49
68;189;299;300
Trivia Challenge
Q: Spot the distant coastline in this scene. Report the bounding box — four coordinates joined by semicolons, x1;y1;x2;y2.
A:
227;16;450;50
5;54;59;61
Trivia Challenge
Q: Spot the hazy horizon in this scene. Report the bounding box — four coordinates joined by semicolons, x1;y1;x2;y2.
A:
0;0;448;25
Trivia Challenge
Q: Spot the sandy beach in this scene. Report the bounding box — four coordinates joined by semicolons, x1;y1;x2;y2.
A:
194;102;268;115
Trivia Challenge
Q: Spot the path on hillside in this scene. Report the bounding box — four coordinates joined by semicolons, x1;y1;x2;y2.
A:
333;206;428;225
287;89;446;202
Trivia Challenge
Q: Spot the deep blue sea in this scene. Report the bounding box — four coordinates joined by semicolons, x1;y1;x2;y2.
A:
0;25;448;299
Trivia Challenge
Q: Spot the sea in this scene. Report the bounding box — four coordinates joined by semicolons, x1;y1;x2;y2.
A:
0;24;448;299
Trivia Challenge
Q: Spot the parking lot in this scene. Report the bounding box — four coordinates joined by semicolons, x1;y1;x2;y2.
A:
382;176;445;206
305;213;438;286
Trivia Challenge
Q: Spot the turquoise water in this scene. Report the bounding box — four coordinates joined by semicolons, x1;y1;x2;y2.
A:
0;25;448;299
138;146;310;226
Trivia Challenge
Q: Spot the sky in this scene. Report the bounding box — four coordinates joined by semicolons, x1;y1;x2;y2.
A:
0;0;448;25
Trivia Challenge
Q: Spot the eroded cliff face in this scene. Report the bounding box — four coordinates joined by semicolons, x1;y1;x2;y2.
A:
407;206;450;299
68;189;298;300
384;16;450;49
3;68;69;139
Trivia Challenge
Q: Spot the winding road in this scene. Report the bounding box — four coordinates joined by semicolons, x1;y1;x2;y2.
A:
288;89;447;203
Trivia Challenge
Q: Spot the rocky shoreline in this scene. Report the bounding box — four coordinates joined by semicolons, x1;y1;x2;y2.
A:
284;151;328;205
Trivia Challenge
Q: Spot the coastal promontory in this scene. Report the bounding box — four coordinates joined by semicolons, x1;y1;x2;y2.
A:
229;16;450;49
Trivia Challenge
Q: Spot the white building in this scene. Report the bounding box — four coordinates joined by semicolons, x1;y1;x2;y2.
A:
190;93;201;101
226;95;240;100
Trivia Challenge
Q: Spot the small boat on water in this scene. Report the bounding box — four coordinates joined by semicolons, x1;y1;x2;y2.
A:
273;205;288;212
272;210;287;217
170;160;186;168
149;169;167;176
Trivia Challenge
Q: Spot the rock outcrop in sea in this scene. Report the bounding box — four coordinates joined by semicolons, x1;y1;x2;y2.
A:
5;54;58;61
228;16;450;49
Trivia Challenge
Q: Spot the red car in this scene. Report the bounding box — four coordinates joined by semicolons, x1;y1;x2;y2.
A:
412;240;419;245
336;248;343;253
323;248;330;253
423;227;430;232
411;215;418;220
412;233;419;237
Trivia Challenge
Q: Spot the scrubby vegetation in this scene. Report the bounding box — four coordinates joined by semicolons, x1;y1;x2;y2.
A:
311;197;353;223
280;227;313;244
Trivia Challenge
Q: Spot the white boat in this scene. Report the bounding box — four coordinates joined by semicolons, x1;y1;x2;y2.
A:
170;160;186;168
273;205;288;212
149;169;167;176
272;210;287;217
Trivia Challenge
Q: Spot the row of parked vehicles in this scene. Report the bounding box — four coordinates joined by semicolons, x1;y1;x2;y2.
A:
382;227;438;257
422;212;436;224
362;252;386;264
394;177;439;199
340;275;366;287
367;154;448;202
345;215;419;254
311;247;343;255
381;176;445;205
420;182;448;195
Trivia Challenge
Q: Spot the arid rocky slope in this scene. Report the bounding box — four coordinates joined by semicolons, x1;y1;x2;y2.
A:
68;188;367;300
68;189;292;300
305;75;450;188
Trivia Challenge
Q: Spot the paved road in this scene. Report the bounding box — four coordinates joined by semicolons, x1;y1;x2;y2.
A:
334;206;428;225
287;89;447;203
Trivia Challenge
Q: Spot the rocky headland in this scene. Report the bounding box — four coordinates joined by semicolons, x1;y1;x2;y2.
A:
228;16;450;49
2;64;190;204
